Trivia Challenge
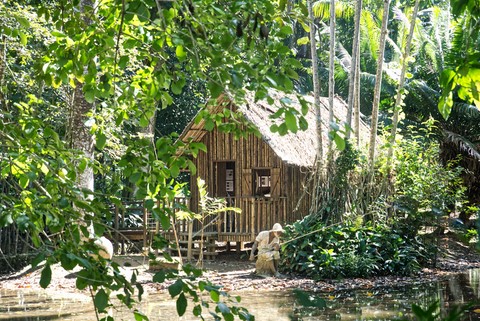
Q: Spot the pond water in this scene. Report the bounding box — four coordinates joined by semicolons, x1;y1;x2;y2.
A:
2;269;480;321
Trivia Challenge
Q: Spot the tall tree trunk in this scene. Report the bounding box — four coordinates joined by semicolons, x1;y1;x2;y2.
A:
327;0;336;157
67;0;96;210
354;48;361;146
308;0;324;214
387;0;420;167
346;0;362;139
70;86;95;194
133;110;157;198
368;0;391;168
0;35;6;112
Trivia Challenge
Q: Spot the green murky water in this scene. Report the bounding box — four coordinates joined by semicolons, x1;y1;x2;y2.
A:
2;269;480;321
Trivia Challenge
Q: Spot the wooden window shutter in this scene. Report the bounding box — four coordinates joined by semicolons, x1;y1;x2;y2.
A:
214;162;227;197
242;169;252;196
271;168;281;196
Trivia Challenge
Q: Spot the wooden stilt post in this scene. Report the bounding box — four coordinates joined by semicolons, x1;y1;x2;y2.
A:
143;201;148;254
236;241;242;252
114;205;119;254
187;220;193;262
251;199;255;240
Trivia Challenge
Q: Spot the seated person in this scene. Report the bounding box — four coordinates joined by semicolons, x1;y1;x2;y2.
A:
249;223;284;277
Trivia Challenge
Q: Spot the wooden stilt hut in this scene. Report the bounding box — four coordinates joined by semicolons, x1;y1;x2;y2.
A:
175;89;371;252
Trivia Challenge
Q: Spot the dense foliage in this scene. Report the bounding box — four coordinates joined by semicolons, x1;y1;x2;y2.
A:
1;0;479;320
281;125;468;279
0;0;306;319
281;221;433;279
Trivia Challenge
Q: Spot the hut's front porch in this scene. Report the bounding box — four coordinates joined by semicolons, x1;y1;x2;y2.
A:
112;197;288;257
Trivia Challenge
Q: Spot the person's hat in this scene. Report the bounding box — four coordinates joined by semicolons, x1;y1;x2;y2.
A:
271;223;284;233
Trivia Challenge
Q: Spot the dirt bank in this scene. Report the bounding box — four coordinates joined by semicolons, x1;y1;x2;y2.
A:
1;236;480;297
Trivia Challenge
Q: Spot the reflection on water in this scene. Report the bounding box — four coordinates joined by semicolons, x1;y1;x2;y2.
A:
2;269;480;321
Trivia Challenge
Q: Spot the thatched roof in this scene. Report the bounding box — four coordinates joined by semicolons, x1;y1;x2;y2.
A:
179;90;371;167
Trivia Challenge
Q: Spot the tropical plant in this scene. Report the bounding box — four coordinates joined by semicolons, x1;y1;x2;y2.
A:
280;220;432;279
387;0;421;168
0;0;307;319
438;0;480;119
368;0;391;168
392;125;467;232
177;177;241;267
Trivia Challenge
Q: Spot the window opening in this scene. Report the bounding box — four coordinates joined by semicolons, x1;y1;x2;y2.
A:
214;161;235;197
253;168;271;197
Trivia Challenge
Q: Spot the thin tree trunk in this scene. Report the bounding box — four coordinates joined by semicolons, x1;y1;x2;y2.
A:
387;0;420;167
308;0;324;214
0;35;7;112
346;0;362;139
368;0;391;168
327;0;336;157
354;49;361;146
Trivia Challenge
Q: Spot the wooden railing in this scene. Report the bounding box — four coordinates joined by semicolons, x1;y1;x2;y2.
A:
113;198;190;253
113;196;288;250
173;196;287;242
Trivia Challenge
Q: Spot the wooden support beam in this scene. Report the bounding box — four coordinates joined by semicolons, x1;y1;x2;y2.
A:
187;220;193;262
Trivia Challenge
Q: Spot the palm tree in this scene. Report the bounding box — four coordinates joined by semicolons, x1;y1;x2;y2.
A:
328;0;336;156
346;0;362;139
308;0;324;214
368;0;391;168
387;0;421;167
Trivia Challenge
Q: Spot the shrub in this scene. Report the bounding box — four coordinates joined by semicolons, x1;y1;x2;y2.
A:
391;129;467;232
280;220;433;279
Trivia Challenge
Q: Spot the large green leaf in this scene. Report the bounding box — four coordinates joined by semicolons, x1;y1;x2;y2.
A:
40;263;52;289
94;289;109;312
95;132;107;150
176;293;187;316
284;110;298;133
169;279;184;297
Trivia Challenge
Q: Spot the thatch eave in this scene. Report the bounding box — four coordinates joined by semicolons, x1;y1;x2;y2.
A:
178;90;371;168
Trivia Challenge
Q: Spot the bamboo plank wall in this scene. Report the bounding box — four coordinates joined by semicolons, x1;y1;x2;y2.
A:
189;125;311;242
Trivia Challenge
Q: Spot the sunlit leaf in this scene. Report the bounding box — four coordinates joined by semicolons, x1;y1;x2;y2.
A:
134;310;149;321
96;132;107;150
297;36;310;45
210;290;220;302
176;45;186;62
19;32;27;45
285;111;298;133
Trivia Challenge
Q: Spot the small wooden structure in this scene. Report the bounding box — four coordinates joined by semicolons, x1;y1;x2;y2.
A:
177;90;371;246
112;90;371;257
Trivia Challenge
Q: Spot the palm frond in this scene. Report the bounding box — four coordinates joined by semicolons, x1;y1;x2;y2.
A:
443;130;480;161
312;0;354;20
386;36;402;58
336;41;351;71
421;41;437;64
360;9;380;61
392;5;409;26
360;71;376;89
445;18;469;67
452;102;480;119
406;79;439;109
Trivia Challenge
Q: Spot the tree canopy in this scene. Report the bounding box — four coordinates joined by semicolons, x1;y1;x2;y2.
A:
1;0;479;320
